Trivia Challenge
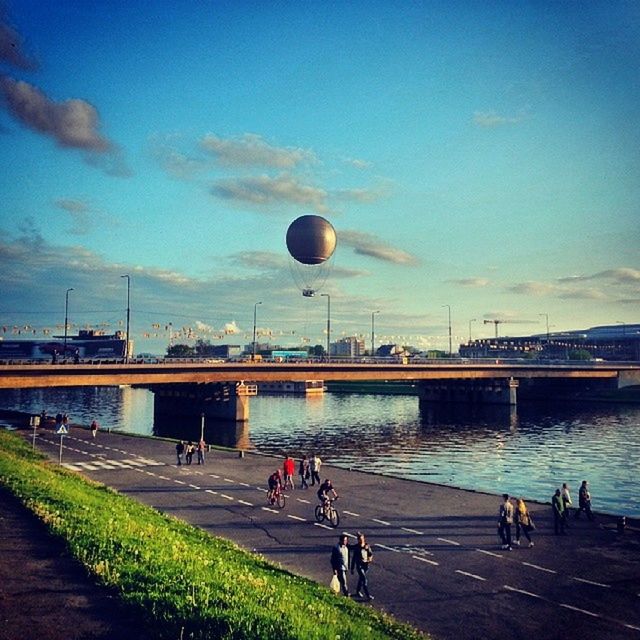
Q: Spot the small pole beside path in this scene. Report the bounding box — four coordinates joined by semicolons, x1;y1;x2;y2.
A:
55;423;68;464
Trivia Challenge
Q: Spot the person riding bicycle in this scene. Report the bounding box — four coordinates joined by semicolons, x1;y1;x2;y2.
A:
317;478;338;510
267;469;283;504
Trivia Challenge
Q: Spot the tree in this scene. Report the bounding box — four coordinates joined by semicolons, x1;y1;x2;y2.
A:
167;344;195;357
568;348;592;361
308;344;325;357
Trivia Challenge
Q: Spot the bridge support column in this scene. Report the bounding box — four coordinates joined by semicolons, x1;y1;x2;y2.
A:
418;377;518;409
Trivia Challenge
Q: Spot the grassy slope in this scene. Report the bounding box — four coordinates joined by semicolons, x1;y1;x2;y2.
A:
0;431;427;640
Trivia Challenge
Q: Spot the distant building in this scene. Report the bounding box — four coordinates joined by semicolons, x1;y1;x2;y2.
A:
330;336;365;358
459;323;640;362
203;344;242;359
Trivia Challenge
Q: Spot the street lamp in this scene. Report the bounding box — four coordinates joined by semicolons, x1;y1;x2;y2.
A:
371;310;380;356
442;305;452;357
468;318;477;343
320;293;331;358
539;313;550;342
64;288;74;355
121;275;130;363
252;302;262;361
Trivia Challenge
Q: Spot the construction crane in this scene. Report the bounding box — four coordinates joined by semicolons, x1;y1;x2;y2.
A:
484;319;505;338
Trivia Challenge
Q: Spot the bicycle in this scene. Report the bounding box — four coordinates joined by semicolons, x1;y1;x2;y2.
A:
315;497;340;527
267;485;286;509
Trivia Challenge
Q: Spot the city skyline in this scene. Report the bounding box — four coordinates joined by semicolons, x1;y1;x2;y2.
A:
1;1;638;354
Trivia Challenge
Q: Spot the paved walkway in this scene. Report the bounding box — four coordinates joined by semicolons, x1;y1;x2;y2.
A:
25;428;640;640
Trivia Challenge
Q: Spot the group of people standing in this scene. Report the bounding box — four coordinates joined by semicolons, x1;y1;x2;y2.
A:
499;480;595;549
175;439;206;466
281;453;323;490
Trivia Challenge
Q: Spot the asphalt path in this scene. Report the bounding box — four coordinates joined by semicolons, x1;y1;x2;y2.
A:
29;428;640;640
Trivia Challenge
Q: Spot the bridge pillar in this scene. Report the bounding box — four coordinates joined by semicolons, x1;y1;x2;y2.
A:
418;377;518;408
151;382;257;444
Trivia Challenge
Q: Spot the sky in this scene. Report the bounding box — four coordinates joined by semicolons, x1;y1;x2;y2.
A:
0;0;638;355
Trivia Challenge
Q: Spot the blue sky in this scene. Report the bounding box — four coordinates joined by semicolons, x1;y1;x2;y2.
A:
1;0;638;354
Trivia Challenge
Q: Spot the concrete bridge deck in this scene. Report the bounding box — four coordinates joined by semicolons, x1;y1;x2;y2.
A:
23;426;640;640
1;360;638;389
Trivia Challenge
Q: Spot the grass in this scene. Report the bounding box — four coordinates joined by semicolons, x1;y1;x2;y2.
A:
0;430;427;640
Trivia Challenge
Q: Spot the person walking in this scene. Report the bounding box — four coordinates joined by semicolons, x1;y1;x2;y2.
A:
561;482;572;526
283;454;295;490
576;480;595;521
310;453;322;486
176;440;185;466
185;441;194;465
299;455;310;489
514;498;534;547
350;532;374;600
552;488;566;534
197;438;206;465
330;533;350;596
498;494;514;550
90;419;99;439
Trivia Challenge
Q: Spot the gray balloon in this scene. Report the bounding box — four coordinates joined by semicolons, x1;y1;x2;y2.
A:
286;215;337;265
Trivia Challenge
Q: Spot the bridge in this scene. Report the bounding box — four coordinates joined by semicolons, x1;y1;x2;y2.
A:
2;360;638;424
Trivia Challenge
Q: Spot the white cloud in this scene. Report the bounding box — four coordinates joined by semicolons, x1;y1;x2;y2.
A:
339;230;420;266
473;110;526;128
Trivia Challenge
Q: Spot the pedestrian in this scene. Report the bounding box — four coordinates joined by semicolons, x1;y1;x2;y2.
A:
283;454;295;490
498;493;514;550
330;533;350;596
40;409;47;425
514;498;534;547
90;419;99;438
176;440;185;466
51;350;58;364
311;453;322;486
299;454;310;489
576;480;595;521
561;482;572;526
197;438;206;465
185;441;194;465
350;532;374;600
73;349;80;364
552;488;566;534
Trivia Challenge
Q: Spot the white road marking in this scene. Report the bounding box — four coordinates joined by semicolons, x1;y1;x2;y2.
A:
624;623;640;631
287;515;306;521
174;480;186;485
477;549;503;558
238;500;254;506
412;555;439;566
314;523;335;530
571;577;610;588
521;562;557;574
205;489;217;495
559;603;601;618
504;585;543;599
157;475;170;480
238;482;250;487
189;484;201;489
343;510;360;517
455;570;486;581
223;478;234;483
257;487;268;493
371;518;390;526
402;527;424;535
209;474;220;478
296;498;311;504
262;507;279;513
438;537;460;546
375;543;400;552
220;494;234;500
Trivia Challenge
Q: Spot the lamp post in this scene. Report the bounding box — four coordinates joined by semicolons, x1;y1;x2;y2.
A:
252;302;262;361
121;274;130;363
468;318;477;344
539;313;550;342
371;310;380;356
320;293;331;358
442;304;452;357
64;288;74;356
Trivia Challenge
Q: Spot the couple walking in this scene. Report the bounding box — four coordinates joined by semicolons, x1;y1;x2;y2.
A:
330;532;374;600
498;494;535;550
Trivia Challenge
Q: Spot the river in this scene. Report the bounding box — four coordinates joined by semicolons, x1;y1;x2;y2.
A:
1;386;638;517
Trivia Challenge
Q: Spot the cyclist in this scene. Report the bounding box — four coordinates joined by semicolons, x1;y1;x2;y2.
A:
267;469;283;505
317;478;338;511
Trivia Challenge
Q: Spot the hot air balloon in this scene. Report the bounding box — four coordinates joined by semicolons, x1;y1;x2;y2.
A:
286;215;337;296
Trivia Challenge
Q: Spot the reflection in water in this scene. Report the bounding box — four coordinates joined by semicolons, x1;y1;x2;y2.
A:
0;387;638;517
